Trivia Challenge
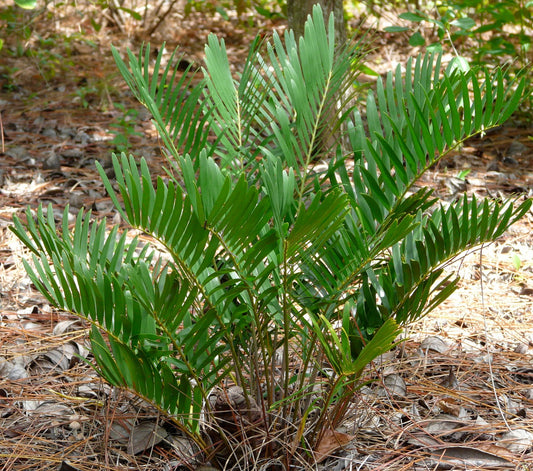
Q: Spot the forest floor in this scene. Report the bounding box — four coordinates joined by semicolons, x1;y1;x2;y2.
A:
1;2;533;470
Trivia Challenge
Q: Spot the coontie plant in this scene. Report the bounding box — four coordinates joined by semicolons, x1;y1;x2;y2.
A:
11;5;531;469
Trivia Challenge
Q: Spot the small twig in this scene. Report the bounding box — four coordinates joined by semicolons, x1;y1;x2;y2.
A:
142;0;149;25
147;0;179;37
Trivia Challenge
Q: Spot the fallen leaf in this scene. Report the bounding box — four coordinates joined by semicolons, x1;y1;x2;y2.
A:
420;336;450;354
33;400;73;417
430;445;516;468
127;421;168;455
379;373;407;398
29;342;80;374
499;428;533;454
436;397;462;416
109;417;136;443
53;319;84;335
315;429;354;463
420;415;465;436
0;357;28;380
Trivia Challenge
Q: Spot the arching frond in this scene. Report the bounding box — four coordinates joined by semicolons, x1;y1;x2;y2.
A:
340;55;528;234
111;43;210;160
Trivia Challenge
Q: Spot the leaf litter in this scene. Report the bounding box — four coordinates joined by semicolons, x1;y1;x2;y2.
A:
0;1;533;469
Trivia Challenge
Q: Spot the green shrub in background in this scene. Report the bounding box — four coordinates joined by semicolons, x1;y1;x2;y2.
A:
11;5;531;469
385;0;533;67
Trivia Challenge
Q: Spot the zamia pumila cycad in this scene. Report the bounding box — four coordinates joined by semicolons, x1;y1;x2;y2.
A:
11;5;531;469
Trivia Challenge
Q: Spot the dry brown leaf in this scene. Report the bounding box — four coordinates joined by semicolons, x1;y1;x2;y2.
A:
127;421;168;455
53;319;84;335
429;445;516;468
498;428;533;454
420;336;451;354
474;442;519;461
109;417;136;443
436;397;462;416
33;400;74;417
29;341;80;374
420;414;466;436
379;373;407;398
315;429;354;463
0;356;29;380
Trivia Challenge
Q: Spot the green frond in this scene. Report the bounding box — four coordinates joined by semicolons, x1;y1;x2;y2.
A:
353;195;532;330
89;326;206;429
203;35;272;171
267;6;365;174
286;190;349;260
12;200;232;389
406;195;532;273
344;55;529;226
111;43;210;160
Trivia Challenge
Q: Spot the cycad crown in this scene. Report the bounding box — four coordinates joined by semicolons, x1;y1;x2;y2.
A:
10;5;531;468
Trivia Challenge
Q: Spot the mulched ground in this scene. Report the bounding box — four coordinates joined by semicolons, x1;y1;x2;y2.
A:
1;1;533;469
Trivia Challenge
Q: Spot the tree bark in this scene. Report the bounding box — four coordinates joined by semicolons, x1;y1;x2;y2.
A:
286;0;348;156
287;0;346;47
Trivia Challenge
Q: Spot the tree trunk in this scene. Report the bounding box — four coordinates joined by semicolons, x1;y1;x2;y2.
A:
286;0;348;156
287;0;346;47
